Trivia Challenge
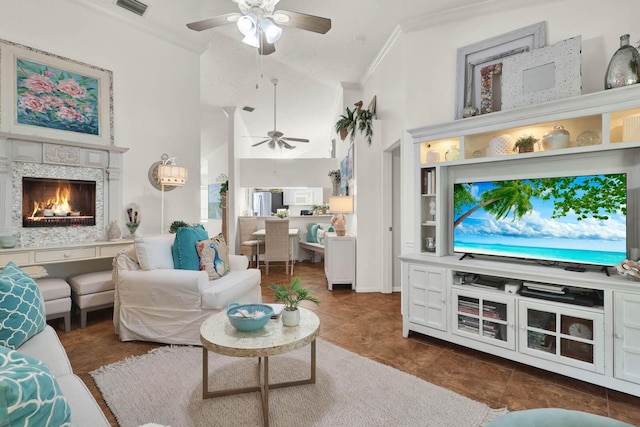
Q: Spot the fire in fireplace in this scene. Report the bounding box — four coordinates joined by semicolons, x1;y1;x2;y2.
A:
22;177;96;227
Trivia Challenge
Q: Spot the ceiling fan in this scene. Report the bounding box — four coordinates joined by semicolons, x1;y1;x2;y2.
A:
251;79;309;150
186;0;331;55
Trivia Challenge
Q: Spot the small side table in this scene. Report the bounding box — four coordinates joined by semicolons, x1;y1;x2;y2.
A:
200;308;320;427
324;232;356;290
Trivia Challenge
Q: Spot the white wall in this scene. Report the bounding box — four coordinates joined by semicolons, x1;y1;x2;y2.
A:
0;0;202;236
359;0;640;279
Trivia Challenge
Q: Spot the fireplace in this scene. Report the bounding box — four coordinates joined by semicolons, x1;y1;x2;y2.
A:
22;177;96;227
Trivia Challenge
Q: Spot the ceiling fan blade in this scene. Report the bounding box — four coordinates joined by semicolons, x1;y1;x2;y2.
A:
186;13;240;31
282;137;309;143
259;32;276;55
268;139;276;149
275;10;331;34
251;139;271;147
278;139;295;150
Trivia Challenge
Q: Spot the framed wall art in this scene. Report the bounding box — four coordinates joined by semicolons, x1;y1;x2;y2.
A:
0;38;113;146
455;21;547;119
501;36;582;110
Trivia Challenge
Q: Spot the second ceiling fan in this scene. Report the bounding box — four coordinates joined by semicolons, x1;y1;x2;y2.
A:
251;79;309;150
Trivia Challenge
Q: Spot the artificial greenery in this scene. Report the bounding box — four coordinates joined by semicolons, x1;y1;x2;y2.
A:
513;135;539;153
270;276;320;311
169;220;189;234
328;170;341;183
334;104;374;145
358;109;373;145
334;106;357;142
219;180;228;196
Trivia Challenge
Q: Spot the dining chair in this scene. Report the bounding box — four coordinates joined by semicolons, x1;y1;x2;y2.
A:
238;217;261;268
264;219;292;275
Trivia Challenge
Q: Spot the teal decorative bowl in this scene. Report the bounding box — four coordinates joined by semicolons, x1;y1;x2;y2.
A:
226;302;274;332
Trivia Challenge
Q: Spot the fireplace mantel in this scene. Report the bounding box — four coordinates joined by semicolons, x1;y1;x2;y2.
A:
0;132;129;247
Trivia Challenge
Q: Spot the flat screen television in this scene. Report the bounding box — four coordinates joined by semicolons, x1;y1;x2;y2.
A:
453;173;627;267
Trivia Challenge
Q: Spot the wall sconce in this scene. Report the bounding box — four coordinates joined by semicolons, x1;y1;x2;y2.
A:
329;196;353;237
147;154;188;233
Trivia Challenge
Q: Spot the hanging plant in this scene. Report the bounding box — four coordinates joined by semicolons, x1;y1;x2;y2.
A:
358;109;373;145
334;107;357;142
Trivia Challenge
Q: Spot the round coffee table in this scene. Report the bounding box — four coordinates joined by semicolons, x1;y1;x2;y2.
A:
200;307;320;427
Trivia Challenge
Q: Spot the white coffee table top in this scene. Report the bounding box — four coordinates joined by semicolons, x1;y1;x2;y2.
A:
200;307;320;358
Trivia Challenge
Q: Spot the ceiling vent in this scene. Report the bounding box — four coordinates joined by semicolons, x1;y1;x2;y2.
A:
242;106;255;112
116;0;148;16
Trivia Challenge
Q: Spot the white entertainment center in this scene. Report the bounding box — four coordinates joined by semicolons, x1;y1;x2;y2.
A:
401;85;640;397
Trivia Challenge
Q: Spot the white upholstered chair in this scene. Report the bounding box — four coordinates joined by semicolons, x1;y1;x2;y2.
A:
238;216;261;268
264;219;293;275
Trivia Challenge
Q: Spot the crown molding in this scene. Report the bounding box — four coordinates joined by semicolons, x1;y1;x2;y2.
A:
400;0;563;33
361;25;402;86
66;0;208;54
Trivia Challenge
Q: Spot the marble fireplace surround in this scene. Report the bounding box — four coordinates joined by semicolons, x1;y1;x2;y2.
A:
0;134;128;247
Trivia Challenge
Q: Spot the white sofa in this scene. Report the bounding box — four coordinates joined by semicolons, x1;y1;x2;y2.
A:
113;235;262;345
17;325;110;426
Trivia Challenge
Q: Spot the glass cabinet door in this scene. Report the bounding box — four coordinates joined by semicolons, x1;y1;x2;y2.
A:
519;300;604;373
452;288;514;350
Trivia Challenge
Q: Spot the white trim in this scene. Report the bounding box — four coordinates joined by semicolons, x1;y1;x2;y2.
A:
361;26;402;86
400;0;563;33
67;0;208;54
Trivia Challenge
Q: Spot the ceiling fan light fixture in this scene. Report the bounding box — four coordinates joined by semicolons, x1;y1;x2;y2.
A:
260;18;282;44
242;33;260;48
237;12;257;36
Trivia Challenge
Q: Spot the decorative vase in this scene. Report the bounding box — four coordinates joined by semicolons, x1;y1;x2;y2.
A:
107;220;122;241
488;134;514;156
605;34;640;90
126;222;139;237
332;181;340;196
542;125;570;151
282;308;300;327
445;145;460;161
339;127;348;141
425;237;435;252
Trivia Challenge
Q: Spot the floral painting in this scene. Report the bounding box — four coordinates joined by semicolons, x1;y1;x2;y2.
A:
0;38;113;145
16;58;100;135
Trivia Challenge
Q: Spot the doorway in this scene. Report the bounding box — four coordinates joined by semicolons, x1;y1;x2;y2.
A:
382;140;401;293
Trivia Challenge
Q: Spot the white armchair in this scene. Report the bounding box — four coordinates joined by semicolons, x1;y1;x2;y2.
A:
112;237;261;345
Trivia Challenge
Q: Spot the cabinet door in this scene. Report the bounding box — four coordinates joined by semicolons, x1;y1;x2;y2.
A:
325;236;355;289
518;300;604;373
452;288;515;350
408;264;446;331
614;292;640;384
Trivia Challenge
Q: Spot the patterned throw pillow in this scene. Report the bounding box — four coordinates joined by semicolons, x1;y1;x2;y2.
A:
0;345;72;426
196;236;231;280
0;262;46;349
172;224;209;271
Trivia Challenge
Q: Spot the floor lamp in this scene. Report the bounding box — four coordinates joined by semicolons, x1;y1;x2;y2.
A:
329;196;353;236
153;154;188;233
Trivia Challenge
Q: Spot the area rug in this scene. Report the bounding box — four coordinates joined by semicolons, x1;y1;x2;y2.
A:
91;339;505;427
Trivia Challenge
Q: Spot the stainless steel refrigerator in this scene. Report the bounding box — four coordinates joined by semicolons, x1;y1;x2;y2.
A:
253;191;272;216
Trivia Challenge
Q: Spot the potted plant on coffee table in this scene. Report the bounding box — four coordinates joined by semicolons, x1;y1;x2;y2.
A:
270;276;320;326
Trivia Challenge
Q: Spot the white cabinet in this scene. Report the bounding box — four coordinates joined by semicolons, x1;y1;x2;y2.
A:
518;299;605;374
614;292;640;384
452;287;515;350
406;264;447;331
283;188;323;206
324;233;356;290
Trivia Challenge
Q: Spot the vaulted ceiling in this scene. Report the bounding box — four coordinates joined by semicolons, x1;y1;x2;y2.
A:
96;0;555;158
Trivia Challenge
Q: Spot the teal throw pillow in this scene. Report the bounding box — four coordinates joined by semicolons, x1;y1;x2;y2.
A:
307;224;321;243
0;345;72;426
172;224;209;270
0;262;46;349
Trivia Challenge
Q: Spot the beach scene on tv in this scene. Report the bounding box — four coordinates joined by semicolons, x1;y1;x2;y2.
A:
453;173;627;267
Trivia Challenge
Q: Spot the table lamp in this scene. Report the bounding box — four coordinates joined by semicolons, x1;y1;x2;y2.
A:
329;196;353;236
